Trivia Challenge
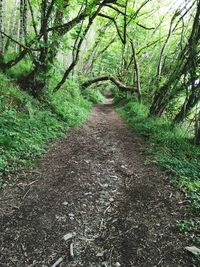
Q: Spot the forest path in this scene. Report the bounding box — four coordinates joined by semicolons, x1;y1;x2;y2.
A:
0;100;194;267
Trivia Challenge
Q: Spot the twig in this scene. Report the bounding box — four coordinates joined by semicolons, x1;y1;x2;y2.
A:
99;218;104;230
70;242;74;258
27;180;38;186
8;204;20;210
0;30;39;51
23;188;31;200
77;235;94;242
104;205;111;214
109;247;114;266
0;197;12;201
50;257;64;267
22;180;38;200
9;259;17;267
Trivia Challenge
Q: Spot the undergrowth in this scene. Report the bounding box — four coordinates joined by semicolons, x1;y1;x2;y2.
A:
82;87;105;104
117;100;200;246
0;72;102;185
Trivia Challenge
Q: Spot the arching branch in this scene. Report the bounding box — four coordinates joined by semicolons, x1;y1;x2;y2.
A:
81;75;138;94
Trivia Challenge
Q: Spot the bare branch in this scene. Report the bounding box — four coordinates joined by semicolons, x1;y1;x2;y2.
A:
0;30;38;51
136;22;155;30
98;13;125;44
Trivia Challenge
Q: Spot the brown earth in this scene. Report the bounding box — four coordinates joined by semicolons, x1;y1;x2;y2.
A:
0;100;196;267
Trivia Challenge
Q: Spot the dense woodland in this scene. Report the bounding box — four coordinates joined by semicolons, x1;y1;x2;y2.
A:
0;0;199;134
0;0;200;253
0;0;199;114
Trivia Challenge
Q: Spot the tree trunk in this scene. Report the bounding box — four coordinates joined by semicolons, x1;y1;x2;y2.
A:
18;67;46;99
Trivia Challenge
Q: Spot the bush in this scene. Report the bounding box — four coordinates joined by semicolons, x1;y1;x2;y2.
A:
4;53;32;79
48;80;92;126
83;87;105;104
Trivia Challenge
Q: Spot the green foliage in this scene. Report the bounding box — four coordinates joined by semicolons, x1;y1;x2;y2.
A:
112;91;137;106
120;100;149;120
177;220;200;233
0;73;91;181
118;100;200;243
83;87;105;104
177;219;200;250
112;90;127;105
49;79;92;127
4;53;32;79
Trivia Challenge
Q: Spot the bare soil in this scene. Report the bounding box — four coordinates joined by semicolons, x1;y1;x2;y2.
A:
0;100;196;267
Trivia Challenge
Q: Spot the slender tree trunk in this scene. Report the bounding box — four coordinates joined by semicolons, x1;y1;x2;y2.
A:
4;0;19;52
19;0;24;50
19;0;28;49
173;84;200;123
131;40;141;102
0;0;4;57
194;112;200;145
23;0;28;42
157;15;174;77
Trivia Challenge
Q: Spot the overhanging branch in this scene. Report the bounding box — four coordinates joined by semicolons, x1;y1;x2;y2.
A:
81;75;137;93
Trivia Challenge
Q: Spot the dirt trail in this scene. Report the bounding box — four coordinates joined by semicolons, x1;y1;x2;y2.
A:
0;100;195;267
